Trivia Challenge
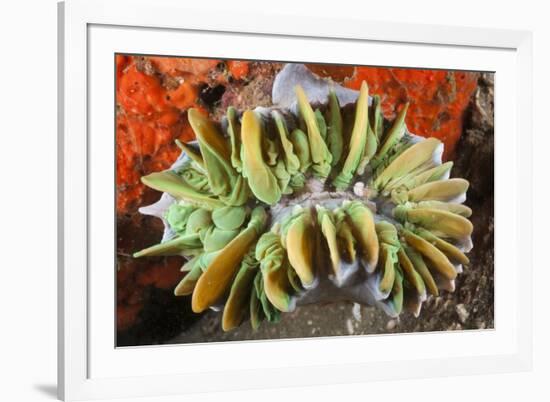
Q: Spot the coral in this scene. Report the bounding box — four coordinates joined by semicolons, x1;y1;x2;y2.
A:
133;78;474;331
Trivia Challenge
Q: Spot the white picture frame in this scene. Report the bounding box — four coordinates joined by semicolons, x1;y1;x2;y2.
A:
58;0;533;400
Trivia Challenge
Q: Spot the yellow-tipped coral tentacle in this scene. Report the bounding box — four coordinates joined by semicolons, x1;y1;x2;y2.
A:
332;81;369;190
295;85;333;178
241;110;282;205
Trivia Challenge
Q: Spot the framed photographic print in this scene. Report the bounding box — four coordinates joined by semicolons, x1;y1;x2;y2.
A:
58;0;533;400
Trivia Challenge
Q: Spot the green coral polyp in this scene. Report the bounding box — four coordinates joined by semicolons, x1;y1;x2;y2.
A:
134;80;474;331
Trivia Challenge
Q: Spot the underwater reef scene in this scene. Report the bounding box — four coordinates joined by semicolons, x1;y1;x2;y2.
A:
116;56;493;346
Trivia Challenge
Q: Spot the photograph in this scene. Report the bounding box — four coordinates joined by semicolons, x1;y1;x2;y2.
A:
3;0;547;400
115;55;494;347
